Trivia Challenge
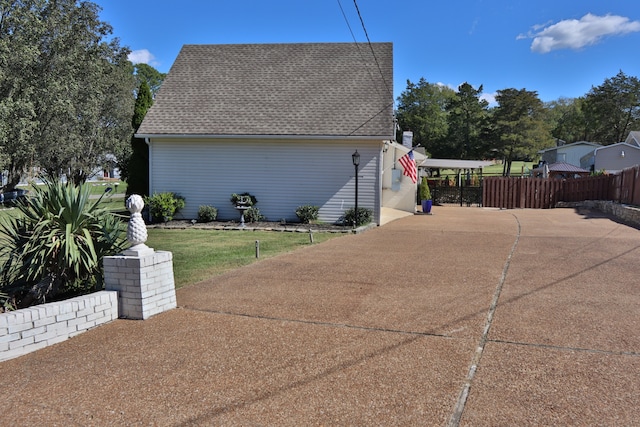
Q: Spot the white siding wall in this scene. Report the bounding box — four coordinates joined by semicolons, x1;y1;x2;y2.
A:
380;145;418;212
148;139;381;224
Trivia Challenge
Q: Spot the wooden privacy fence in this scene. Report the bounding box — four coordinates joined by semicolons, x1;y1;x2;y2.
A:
618;165;640;205
483;174;619;209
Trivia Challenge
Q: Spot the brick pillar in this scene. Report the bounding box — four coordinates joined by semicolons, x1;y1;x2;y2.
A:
103;250;177;320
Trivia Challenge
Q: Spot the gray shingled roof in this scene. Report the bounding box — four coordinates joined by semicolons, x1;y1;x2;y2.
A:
137;43;394;138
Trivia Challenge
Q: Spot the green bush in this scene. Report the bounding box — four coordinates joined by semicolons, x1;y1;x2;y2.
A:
342;207;373;227
197;205;218;222
0;179;127;309
145;192;185;223
244;206;265;223
419;177;431;200
295;205;319;223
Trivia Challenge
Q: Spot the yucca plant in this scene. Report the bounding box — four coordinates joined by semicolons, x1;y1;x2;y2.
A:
0;179;127;308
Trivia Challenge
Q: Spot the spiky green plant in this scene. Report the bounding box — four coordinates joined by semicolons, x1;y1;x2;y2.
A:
0;179;127;308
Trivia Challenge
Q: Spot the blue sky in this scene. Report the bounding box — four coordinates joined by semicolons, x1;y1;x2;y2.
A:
100;0;640;106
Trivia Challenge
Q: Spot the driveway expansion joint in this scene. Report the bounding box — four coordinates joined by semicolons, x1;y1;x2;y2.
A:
449;212;522;427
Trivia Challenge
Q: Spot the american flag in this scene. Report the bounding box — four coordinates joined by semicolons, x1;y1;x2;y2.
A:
398;150;417;183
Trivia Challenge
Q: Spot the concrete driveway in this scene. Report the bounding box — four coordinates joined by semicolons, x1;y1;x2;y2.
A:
1;206;639;426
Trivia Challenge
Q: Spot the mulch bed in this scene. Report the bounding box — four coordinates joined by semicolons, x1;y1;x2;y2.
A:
147;220;355;233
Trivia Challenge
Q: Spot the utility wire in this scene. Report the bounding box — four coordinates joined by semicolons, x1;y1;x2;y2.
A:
336;0;384;100
348;102;395;136
352;0;393;99
337;0;395;135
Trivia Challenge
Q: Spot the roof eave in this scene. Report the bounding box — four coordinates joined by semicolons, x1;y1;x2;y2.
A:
135;133;394;141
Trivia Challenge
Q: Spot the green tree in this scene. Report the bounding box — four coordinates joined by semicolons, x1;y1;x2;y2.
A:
583;71;640;144
134;63;166;98
544;97;588;144
493;88;552;176
0;0;135;187
444;82;490;159
125;80;153;197
0;0;42;190
395;78;455;155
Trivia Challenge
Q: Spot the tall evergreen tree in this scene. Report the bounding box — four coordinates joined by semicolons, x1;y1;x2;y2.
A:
125;80;152;197
493;88;552;176
445;82;489;159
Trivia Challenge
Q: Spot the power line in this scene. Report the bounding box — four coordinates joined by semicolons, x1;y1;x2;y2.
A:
336;0;384;100
352;0;393;100
336;0;396;136
349;102;395;136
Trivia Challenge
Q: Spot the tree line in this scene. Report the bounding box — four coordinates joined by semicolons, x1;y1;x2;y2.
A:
0;0;164;192
396;71;640;176
2;1;639;187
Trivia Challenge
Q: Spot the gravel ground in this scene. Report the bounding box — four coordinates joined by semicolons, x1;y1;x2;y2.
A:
1;206;639;426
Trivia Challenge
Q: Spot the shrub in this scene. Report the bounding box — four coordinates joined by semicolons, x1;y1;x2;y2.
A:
295;205;319;223
197;205;218;222
342;207;373;227
0;179;127;308
145;192;185;223
419;177;431;200
244;206;265;223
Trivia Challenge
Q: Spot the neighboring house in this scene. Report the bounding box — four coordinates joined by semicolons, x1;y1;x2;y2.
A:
593;143;640;174
537;141;601;170
625;131;640;147
136;43;402;225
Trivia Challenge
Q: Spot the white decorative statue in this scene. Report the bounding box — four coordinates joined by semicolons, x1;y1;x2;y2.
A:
124;194;153;255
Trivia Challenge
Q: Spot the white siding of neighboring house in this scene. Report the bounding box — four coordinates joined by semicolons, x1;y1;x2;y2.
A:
594;143;640;173
148;138;381;224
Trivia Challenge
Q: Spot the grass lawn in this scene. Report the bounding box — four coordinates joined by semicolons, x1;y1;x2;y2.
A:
2;185;346;290
431;161;536;179
146;228;345;289
482;161;535;176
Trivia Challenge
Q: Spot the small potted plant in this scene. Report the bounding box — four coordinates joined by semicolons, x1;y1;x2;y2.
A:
230;193;256;207
419;177;432;214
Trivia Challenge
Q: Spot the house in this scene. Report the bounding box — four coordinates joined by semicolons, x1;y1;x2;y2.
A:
593;143;640;174
135;43;415;225
625;131;640;147
537;141;601;170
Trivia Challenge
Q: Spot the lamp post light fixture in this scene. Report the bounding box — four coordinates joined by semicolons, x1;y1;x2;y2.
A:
352;150;360;228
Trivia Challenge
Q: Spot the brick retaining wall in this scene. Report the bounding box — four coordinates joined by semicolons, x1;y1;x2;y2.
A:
0;291;118;362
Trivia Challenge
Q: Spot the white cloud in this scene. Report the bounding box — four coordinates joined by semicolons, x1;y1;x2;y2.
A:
480;92;496;106
128;49;158;65
518;13;640;53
